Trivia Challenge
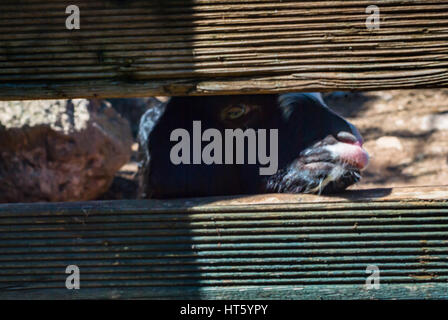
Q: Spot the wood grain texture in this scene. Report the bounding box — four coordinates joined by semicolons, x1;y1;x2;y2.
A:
0;0;448;100
0;187;447;299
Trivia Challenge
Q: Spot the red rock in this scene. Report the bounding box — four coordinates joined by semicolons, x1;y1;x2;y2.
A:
0;99;132;203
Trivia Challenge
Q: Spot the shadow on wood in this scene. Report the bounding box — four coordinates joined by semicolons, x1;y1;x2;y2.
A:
1;0;448;99
0;186;447;299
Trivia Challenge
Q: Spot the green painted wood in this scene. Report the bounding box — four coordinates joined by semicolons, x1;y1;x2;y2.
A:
0;190;447;299
2;284;448;300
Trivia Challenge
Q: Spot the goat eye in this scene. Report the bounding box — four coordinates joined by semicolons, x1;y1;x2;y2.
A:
221;105;247;120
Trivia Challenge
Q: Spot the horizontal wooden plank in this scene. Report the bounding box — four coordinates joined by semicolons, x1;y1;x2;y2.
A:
3;284;447;300
0;187;447;299
1;0;448;100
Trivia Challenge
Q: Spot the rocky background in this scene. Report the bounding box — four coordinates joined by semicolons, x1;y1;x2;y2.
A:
325;89;448;190
0;90;447;203
0;99;133;203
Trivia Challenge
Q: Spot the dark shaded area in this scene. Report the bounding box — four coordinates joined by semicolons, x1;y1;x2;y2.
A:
324;91;378;118
138;94;366;198
327;187;393;201
0;0;200;298
99;176;139;200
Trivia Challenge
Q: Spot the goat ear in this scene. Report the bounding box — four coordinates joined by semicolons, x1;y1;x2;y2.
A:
137;101;167;199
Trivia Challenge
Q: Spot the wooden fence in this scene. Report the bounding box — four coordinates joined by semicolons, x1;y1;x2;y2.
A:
0;0;447;300
0;0;447;100
1;188;448;299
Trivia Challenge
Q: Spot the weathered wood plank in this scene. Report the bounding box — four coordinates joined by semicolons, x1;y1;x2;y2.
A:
0;187;447;299
2;284;448;300
172;283;448;300
1;0;447;100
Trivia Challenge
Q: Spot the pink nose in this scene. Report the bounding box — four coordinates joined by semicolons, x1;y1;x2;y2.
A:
326;132;370;170
342;145;370;170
